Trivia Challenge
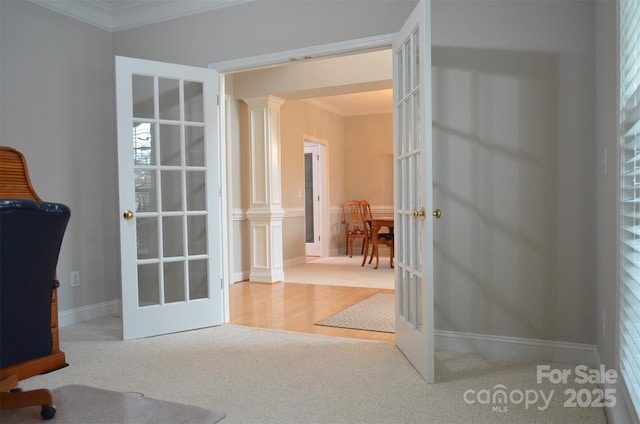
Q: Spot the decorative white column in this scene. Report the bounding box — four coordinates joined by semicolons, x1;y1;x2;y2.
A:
244;96;285;283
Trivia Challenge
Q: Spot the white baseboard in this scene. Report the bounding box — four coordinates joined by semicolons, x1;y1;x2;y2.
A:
58;300;121;327
233;271;248;283
435;330;598;366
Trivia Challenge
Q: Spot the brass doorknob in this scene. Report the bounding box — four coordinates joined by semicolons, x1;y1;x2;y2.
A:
433;209;442;219
123;210;135;220
412;207;426;219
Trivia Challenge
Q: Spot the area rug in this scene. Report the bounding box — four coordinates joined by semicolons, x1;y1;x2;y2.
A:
0;384;226;424
316;293;395;333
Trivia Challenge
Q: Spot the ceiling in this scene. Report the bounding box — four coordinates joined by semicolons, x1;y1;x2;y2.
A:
303;89;393;117
32;0;393;117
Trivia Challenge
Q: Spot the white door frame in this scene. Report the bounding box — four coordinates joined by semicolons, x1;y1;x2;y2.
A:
303;139;328;257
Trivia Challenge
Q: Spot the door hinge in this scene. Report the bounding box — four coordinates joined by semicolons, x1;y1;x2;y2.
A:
221;277;224;290
217;94;219;106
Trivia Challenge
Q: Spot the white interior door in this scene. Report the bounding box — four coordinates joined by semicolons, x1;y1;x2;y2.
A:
304;142;322;256
116;56;224;340
393;0;435;383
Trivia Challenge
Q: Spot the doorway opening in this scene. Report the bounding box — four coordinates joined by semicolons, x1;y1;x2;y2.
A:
212;36;400;346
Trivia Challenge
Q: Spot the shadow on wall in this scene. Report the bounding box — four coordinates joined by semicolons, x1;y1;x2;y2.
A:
432;47;559;341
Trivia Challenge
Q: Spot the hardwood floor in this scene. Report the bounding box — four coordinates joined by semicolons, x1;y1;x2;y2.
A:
229;281;395;343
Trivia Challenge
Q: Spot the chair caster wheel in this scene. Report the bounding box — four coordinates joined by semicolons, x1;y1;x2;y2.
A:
41;405;56;420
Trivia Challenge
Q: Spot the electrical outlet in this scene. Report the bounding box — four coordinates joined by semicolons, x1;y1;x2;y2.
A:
70;271;80;288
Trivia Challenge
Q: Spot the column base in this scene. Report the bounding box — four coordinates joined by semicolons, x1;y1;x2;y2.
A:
249;269;285;284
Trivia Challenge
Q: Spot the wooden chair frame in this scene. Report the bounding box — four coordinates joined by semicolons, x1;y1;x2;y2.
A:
342;200;367;257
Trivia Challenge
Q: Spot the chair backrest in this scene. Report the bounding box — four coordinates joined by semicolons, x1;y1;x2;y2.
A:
0;146;41;201
342;200;365;233
359;200;372;237
0;199;70;369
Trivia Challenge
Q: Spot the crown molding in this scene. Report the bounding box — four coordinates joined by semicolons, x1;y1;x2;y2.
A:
30;0;252;32
31;0;113;31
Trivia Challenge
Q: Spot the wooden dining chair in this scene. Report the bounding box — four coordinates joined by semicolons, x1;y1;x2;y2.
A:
360;200;394;269
359;199;374;265
342;200;367;257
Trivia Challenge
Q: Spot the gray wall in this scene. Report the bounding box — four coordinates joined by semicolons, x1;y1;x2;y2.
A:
432;47;562;340
1;0;603;347
430;0;596;344
0;0;119;312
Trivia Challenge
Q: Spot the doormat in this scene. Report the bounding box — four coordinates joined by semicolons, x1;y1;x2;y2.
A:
315;293;394;333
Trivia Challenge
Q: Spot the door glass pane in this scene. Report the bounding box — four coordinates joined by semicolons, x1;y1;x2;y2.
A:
404;41;411;96
135;170;157;212
160;124;181;166
413;30;420;90
304;153;314;243
164;261;185;303
413;93;421;150
399;158;405;209
407;98;414;153
137;217;158;259
185;126;205;166
138;263;160;307
189;259;208;300
159;78;180;121
132;75;154;119
398;268;405;316
407;273;415;324
186;171;206;211
184;81;204;122
398;102;405;156
163;216;184;257
161;171;182;211
416;276;422;329
188;215;207;255
133;122;155;165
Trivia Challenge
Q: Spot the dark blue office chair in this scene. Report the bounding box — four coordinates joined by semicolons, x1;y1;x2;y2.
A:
0;198;70;420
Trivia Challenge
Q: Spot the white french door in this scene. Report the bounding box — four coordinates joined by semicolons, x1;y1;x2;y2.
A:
393;0;436;383
115;56;224;340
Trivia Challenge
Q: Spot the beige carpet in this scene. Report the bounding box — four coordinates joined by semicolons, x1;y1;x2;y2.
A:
16;317;607;424
0;384;225;424
284;250;394;289
316;293;395;333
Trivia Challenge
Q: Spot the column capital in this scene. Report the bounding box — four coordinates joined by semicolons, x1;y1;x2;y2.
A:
243;95;286;108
